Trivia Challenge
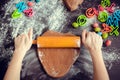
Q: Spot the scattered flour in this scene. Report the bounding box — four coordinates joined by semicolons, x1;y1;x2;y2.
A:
38;51;44;63
3;0;67;39
51;68;59;76
1;0;120;79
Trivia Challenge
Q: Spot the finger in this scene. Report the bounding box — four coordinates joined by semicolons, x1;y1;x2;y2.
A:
28;28;33;41
24;34;29;44
14;34;21;43
15;35;22;41
82;29;87;42
20;34;26;43
14;37;17;43
86;32;91;38
93;32;96;34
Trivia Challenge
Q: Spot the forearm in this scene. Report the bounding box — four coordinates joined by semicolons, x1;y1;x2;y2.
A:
4;50;25;80
90;50;109;80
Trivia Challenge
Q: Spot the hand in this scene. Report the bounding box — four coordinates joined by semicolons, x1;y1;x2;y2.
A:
14;28;33;55
82;30;103;54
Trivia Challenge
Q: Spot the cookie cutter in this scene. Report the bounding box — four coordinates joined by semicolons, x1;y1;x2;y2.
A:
109;26;119;36
86;8;96;18
101;0;111;7
98;11;108;22
16;1;27;12
101;23;112;33
77;15;87;26
12;9;22;19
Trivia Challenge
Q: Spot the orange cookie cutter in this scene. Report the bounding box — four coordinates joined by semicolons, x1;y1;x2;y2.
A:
101;23;112;33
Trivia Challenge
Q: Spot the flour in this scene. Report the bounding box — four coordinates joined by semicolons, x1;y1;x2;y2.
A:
38;51;44;63
103;48;120;69
51;68;59;77
73;50;79;61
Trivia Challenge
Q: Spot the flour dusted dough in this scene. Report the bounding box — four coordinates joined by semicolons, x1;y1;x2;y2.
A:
63;0;84;11
37;31;80;78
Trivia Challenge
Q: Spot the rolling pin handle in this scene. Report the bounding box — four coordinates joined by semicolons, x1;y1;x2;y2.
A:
32;40;37;44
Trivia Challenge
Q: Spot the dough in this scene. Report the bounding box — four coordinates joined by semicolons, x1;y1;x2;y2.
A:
63;0;84;11
37;31;80;78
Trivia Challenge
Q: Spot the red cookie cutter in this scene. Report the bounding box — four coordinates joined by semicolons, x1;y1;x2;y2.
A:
106;3;116;13
98;5;104;11
93;8;99;16
24;8;34;17
86;8;96;18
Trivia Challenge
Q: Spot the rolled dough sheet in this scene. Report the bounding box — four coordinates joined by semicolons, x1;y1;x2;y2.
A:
37;31;80;78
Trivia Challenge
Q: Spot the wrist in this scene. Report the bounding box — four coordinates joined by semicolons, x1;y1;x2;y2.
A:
14;49;27;53
89;49;103;58
89;48;102;53
13;49;27;58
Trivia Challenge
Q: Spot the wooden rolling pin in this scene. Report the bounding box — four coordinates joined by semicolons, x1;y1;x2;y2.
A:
33;36;80;48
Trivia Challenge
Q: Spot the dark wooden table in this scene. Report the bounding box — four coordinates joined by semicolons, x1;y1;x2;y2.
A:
0;0;120;80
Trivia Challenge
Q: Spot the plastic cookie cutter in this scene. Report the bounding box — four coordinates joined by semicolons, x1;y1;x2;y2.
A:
24;8;34;17
98;11;108;22
101;0;111;7
12;9;22;19
16;1;27;12
109;26;119;36
106;15;119;27
35;0;40;3
77;15;87;26
101;23;112;33
93;8;99;16
29;0;40;3
113;10;120;21
106;3;116;13
98;5;104;11
86;8;96;18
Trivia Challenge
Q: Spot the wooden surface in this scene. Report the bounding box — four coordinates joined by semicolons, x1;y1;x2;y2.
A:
0;0;120;80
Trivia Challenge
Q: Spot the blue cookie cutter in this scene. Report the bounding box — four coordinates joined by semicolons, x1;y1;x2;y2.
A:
16;1;27;12
35;0;40;3
106;15;119;27
113;10;120;21
106;10;120;27
29;0;40;3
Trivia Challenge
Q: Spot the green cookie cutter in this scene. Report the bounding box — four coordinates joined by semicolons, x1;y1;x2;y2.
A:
101;0;111;7
109;26;119;36
77;15;87;26
98;11;108;22
12;9;22;19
